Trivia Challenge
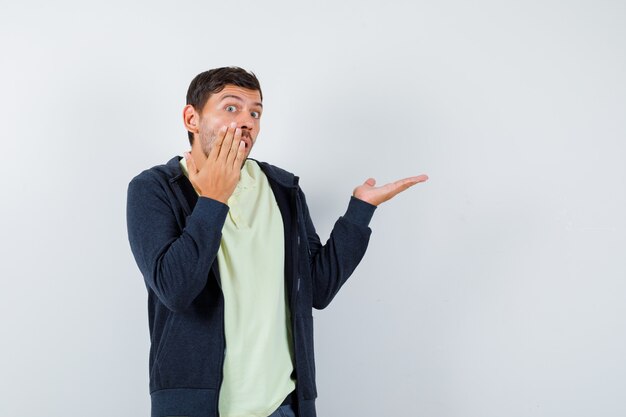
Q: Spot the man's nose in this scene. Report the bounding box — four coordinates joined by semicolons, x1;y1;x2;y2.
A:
236;111;255;130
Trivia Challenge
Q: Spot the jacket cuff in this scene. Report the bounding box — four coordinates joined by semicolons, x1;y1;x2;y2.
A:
189;196;230;228
342;196;377;227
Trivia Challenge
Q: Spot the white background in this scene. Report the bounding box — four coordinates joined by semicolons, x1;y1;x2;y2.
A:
1;0;625;416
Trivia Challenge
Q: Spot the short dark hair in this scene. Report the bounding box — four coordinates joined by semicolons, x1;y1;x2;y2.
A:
185;67;262;144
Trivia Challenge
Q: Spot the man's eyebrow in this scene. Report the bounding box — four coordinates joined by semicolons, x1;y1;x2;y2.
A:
219;94;263;108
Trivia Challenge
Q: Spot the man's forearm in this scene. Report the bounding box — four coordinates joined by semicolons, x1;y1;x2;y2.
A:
127;178;228;312
304;195;377;309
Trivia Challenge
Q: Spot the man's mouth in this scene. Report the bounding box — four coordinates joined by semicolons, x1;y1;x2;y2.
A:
241;133;252;149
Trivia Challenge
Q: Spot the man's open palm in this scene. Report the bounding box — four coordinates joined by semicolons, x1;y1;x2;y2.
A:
353;175;429;206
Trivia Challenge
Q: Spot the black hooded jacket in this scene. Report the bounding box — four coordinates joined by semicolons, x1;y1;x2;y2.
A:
126;156;376;417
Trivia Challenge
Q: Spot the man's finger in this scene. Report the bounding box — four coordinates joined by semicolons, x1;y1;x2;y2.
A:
208;126;228;162
233;139;246;168
385;175;429;199
394;175;428;187
217;122;237;162
226;127;242;166
391;175;428;191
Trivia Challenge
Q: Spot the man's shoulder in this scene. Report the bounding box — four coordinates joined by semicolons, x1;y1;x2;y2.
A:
129;155;183;187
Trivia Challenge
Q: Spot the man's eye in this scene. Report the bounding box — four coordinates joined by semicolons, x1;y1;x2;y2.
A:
251;111;261;119
225;105;237;112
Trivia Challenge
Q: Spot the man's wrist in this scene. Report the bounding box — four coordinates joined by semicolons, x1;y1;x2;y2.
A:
343;196;377;227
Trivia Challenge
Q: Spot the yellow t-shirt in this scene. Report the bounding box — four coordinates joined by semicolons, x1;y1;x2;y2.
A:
180;157;296;417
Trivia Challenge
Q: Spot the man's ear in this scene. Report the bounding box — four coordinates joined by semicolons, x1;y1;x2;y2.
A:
183;105;199;134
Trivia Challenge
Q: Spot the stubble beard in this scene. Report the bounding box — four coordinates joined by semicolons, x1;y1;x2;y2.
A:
199;130;215;159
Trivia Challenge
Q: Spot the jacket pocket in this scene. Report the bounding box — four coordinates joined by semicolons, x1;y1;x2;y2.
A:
151;314;176;381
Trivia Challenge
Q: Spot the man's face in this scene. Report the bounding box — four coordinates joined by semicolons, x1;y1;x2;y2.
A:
195;85;263;158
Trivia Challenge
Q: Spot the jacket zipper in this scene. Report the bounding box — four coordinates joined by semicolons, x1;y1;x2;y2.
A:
289;185;301;413
211;168;300;416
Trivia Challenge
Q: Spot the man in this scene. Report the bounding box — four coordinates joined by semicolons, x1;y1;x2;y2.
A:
126;67;428;417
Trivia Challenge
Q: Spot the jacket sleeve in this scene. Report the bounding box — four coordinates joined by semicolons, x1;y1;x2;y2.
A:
126;175;229;312
300;190;377;309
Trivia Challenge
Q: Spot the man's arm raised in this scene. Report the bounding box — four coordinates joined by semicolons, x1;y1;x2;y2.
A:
306;173;429;309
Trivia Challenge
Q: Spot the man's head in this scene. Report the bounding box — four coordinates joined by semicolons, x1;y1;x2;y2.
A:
183;67;263;158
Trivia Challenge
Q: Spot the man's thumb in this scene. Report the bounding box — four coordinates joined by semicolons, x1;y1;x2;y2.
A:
364;178;376;187
185;152;197;176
